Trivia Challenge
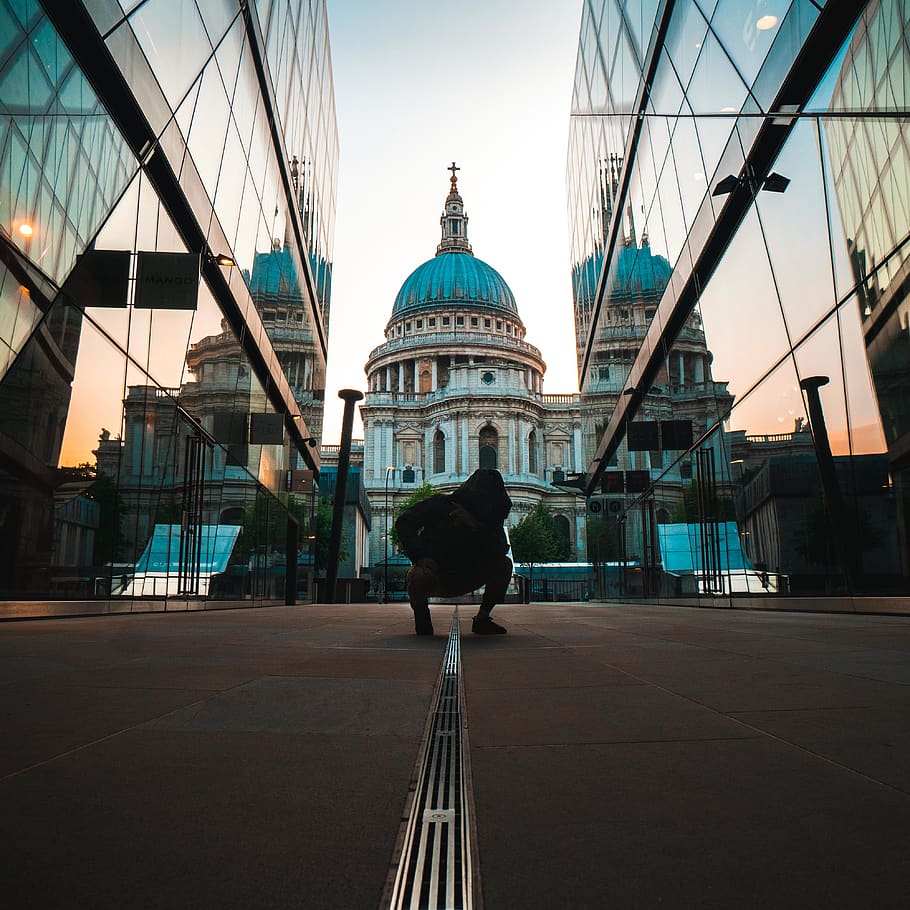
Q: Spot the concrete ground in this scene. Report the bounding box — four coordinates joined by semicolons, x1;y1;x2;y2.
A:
1;601;908;909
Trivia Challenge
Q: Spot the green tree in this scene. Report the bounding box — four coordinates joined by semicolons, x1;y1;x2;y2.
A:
671;480;736;523
586;515;620;563
85;471;124;565
311;499;337;576
510;502;571;591
388;481;437;549
58;463;125;565
233;494;307;560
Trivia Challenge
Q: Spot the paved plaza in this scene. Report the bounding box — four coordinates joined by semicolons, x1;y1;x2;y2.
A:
2;601;908;908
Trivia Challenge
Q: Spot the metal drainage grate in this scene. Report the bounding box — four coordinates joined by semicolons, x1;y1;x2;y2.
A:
386;616;477;910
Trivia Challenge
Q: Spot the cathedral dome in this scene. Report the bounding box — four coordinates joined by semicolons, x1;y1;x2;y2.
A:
390;164;519;320
610;240;672;299
392;252;518;317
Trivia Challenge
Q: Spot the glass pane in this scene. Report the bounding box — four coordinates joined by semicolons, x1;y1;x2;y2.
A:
686;27;749;114
665;0;710;92
709;0;792;88
184;60;230;202
125;0;212;111
725;355;851;595
792;315;900;594
754;117;838;344
837;294;887;457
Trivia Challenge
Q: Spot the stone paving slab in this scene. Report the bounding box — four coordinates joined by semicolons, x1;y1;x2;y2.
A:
1;601;908;909
470;738;910;909
141;676;432;737
2;729;417;910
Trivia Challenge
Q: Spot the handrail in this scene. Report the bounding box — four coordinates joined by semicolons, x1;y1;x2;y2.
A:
367;331;543;361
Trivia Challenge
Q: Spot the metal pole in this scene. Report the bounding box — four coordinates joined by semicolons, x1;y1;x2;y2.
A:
324;389;363;603
285;513;298;606
800;376;854;590
384;466;395;601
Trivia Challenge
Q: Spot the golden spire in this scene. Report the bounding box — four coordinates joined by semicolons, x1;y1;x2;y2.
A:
448;161;460;193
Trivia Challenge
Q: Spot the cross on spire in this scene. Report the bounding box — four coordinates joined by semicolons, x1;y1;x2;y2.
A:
448;161;460;192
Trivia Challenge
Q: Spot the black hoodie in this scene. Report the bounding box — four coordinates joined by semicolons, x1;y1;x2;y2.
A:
395;469;512;569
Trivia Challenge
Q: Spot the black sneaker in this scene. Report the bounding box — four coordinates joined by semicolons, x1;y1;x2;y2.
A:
413;606;434;636
472;616;506;635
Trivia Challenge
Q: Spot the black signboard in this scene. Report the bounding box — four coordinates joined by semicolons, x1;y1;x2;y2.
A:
213;411;248;466
660;419;694;450
134;251;200;310
62;249;130;307
249;412;284;445
627;420;659;451
601;470;625;494
626;470;650;493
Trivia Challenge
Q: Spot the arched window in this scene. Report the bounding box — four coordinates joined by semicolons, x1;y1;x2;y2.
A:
656;508;670;524
555;515;571;551
433;430;446;474
479;426;498;470
528;430;538;475
419;369;431;393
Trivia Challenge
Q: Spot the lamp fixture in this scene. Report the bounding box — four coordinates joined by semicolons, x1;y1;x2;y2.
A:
711;175;740;196
212;252;236;267
756;15;778;30
303;437;318;447
762;172;791;193
18;223;34;238
712;171;790;196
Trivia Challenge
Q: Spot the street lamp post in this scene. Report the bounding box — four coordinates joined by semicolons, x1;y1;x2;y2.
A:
384;466;395;601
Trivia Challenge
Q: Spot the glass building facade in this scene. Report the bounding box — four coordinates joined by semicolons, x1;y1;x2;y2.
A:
568;0;909;607
0;0;337;608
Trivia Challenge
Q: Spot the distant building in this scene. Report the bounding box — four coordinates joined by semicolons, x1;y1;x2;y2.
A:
360;169;587;566
0;1;336;603
567;2;909;602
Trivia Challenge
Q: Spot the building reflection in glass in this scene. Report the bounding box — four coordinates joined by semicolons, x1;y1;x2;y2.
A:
0;1;337;606
567;1;909;604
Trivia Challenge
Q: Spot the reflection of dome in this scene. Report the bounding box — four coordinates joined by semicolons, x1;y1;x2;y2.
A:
247;246;302;299
610;241;671;299
392;252;518;317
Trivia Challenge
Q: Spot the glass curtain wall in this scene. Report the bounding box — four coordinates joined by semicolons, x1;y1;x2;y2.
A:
569;0;909;607
0;0;336;611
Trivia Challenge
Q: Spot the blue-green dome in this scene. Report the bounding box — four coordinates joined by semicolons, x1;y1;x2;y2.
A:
611;242;671;299
392;252;518;317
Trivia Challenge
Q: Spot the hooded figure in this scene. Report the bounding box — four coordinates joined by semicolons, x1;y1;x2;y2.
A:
395;468;513;635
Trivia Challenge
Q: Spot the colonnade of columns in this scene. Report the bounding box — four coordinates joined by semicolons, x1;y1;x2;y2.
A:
369;414;583;483
671;350;707;388
368;357;544;395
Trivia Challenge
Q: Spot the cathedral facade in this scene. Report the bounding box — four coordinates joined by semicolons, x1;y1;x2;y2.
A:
360;169;586;567
360;166;733;575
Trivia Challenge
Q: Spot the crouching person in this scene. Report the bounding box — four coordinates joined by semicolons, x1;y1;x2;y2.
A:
395;469;513;636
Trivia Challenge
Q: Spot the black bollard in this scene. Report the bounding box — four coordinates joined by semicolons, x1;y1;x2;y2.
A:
285;512;298;606
800;375;854;590
324;389;363;603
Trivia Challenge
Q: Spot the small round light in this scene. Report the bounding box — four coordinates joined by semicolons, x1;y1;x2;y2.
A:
18;223;34;237
757;15;778;30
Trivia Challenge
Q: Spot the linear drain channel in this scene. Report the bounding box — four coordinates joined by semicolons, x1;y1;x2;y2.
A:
385;615;477;910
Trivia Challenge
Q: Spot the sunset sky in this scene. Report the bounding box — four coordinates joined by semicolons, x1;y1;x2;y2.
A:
58;1;887;466
322;0;584;442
